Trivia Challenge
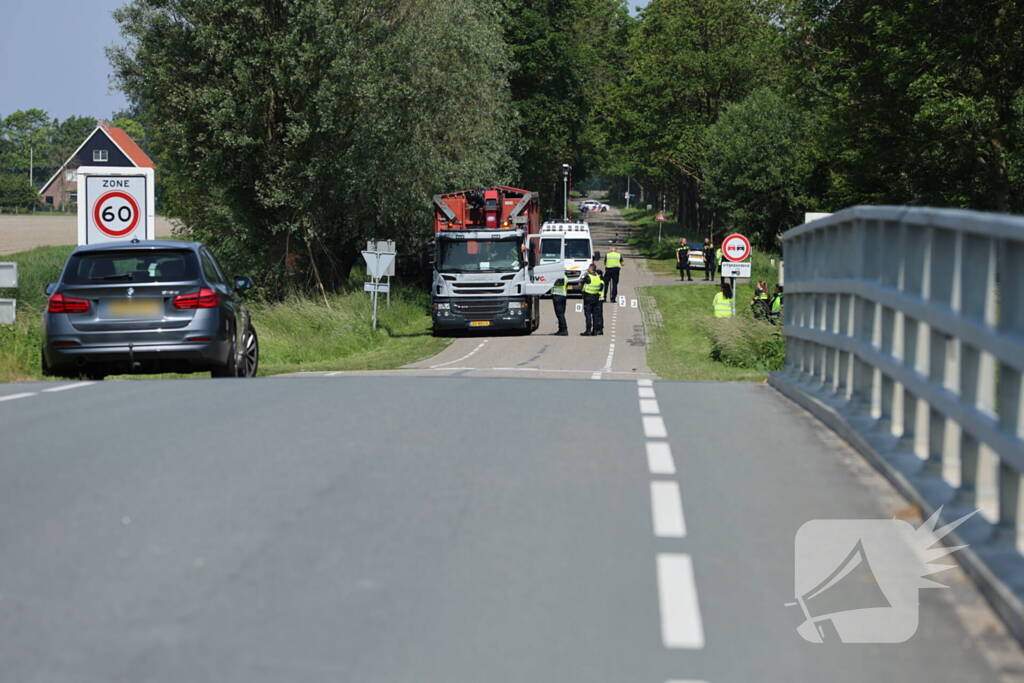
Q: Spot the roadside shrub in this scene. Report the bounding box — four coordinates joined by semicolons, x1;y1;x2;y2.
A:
701;316;785;371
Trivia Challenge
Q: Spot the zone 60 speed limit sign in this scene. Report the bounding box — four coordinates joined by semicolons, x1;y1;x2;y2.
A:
77;167;155;245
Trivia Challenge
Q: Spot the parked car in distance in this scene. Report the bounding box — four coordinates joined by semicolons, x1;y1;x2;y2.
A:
42;240;258;380
686;242;707;270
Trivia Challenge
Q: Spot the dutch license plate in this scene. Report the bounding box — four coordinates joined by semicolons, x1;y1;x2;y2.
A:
469;320;491;327
109;299;162;319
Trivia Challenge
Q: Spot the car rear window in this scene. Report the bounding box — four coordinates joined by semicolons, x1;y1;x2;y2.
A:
63;250;200;284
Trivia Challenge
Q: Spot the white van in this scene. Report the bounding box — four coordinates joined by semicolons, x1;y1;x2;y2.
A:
539;220;593;295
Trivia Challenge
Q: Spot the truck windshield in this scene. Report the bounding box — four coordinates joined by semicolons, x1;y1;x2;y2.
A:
437;238;522;272
565;238;592;260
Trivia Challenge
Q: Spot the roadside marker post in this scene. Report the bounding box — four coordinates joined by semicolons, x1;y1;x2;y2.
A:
575;302;583;313
76;166;155;246
362;242;396;331
619;295;626;307
0;262;17;324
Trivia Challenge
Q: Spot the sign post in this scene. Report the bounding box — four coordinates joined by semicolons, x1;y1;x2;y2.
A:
361;243;396;331
721;232;753;313
0;262;17;325
76;166;156;245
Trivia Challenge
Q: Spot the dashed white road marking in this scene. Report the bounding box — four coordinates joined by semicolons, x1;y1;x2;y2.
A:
642;415;667;438
646;442;676;475
638;378;653;387
657;553;706;649
651;481;686;538
42;382;96;393
639;398;660;414
430;340;488;369
0;392;36;402
667;680;709;683
638;386;656;399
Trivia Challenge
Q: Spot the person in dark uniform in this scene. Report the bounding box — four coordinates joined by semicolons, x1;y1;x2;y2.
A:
676;239;692;281
703;238;715;281
581;263;604;336
551;276;568;335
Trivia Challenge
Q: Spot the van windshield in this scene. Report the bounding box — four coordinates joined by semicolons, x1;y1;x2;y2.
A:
565;238;591;260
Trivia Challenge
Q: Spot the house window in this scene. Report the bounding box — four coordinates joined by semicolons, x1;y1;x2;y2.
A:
65;169;76;182
93;149;109;162
45;196;53;205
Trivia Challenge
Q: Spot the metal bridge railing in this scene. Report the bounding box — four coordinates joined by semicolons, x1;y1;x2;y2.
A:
769;206;1024;640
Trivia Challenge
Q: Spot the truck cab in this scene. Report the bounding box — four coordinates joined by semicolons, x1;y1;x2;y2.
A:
430;187;565;334
539;221;593;295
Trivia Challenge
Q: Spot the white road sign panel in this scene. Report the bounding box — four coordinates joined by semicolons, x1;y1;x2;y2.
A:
363;282;390;293
77;167;156;245
721;261;752;278
361;251;396;280
722;233;751;262
0;262;17;288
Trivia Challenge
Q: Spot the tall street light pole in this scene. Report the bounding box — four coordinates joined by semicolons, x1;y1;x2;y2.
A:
562;163;571;220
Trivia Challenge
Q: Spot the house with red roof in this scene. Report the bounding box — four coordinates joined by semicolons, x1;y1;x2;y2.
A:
38;120;155;210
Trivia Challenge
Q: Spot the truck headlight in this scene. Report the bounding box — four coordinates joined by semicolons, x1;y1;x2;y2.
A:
433;303;450;311
508;301;527;310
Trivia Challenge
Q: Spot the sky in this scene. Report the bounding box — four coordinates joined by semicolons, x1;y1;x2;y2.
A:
0;0;130;121
0;0;647;122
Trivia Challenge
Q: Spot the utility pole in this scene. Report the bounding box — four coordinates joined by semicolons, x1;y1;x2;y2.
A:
28;147;33;186
561;163;571;219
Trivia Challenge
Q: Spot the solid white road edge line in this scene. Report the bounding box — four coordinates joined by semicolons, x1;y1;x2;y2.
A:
639;398;660;414
657;553;706;649
643;415;667;438
646;441;676;475
429;340;488;369
0;392;36;402
42;382;96;393
651;481;686;538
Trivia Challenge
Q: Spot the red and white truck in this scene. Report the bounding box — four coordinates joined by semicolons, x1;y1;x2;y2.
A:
431;186;566;334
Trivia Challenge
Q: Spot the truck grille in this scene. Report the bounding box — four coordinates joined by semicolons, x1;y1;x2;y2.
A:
452;281;505;295
452;300;506;316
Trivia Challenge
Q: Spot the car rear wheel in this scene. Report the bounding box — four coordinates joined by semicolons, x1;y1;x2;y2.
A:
239;326;259;377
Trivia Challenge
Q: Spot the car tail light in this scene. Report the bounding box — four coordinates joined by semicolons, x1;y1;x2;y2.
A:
48;293;90;313
173;288;218;310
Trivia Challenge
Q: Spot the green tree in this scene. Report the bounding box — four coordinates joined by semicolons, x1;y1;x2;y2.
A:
1;109;54;187
607;0;782;234
0;174;37;211
703;88;814;247
789;0;1024;212
110;0;515;291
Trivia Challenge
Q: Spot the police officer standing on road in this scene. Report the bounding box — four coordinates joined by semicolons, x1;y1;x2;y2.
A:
581;263;604;336
703;238;715;281
603;245;623;302
676;239;692;281
551;275;568;335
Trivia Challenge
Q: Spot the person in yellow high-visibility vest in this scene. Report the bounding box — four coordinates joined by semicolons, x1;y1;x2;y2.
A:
581;263;604;335
603;247;623;302
712;281;736;318
715;246;724;280
550;276;568;335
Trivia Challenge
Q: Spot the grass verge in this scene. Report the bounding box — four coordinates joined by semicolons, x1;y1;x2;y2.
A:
620;208;785;381
0;245;449;381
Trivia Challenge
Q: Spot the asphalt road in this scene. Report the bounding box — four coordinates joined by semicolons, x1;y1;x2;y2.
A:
1;374;1021;682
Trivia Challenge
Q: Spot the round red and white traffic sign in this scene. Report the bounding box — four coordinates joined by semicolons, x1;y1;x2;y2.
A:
92;191;141;237
722;233;751;262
